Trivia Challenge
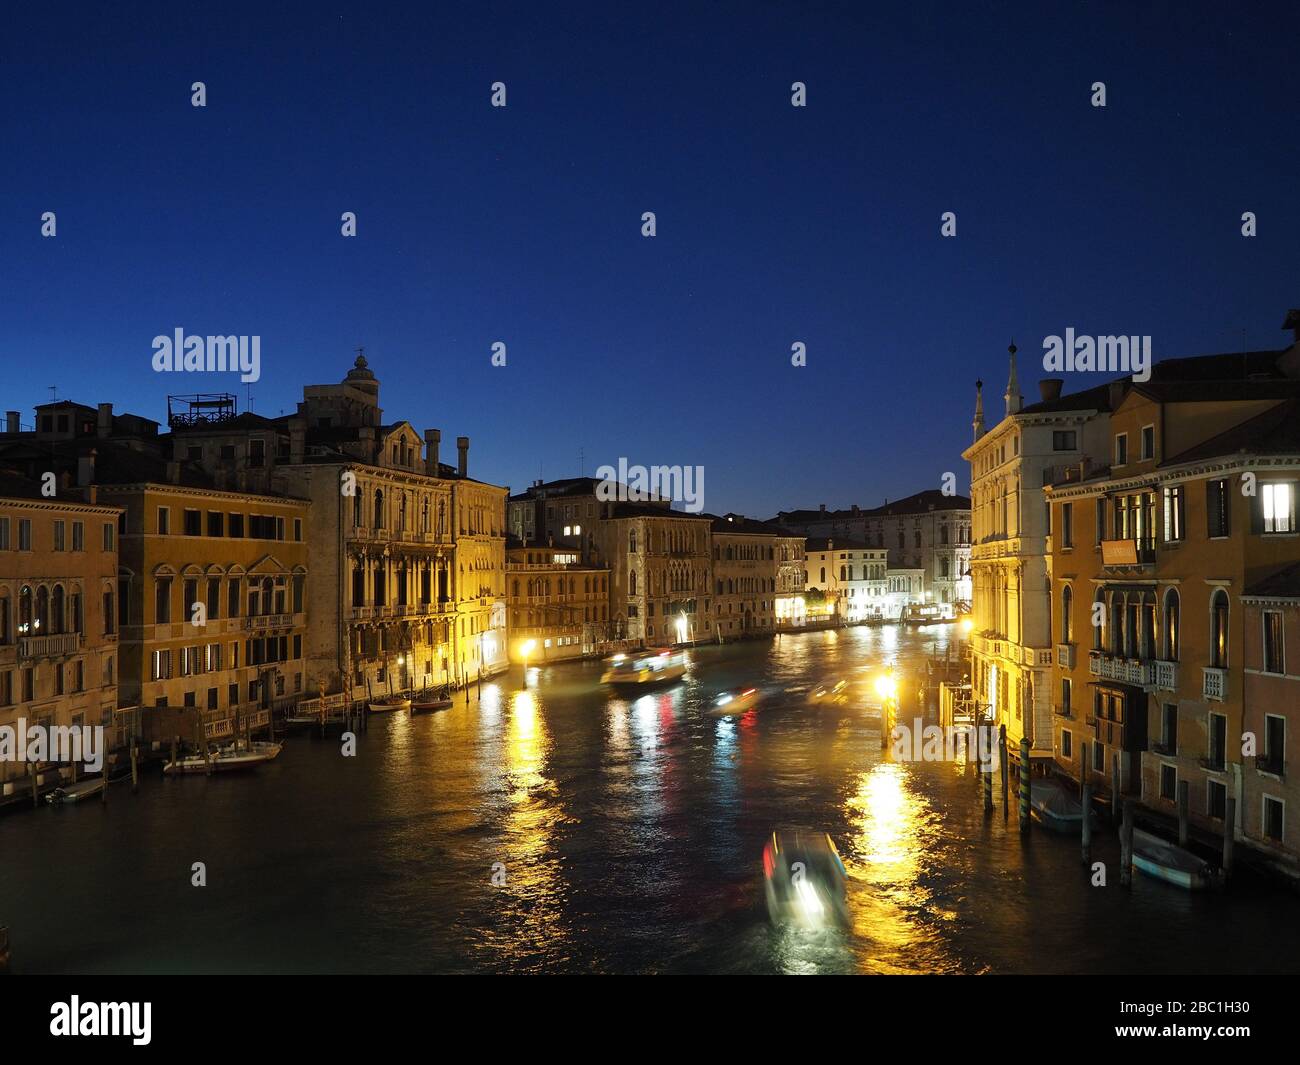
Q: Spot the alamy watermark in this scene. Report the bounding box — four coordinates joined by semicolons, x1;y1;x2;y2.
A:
151;328;261;382
0;717;105;773
891;718;998;773
1042;329;1151;383
595;458;705;513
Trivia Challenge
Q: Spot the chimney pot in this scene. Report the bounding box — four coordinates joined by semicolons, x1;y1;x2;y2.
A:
1038;378;1064;403
77;449;97;487
1108;380;1127;410
97;402;113;438
425;429;441;477
457;436;469;478
5;411;20;434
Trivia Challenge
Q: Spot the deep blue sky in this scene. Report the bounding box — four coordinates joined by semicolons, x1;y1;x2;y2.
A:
3;1;1297;517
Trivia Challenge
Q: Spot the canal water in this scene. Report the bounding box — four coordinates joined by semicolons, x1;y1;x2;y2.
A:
2;625;1297;974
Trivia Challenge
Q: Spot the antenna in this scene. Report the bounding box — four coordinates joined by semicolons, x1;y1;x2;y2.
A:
578;448;584;477
48;386;57;403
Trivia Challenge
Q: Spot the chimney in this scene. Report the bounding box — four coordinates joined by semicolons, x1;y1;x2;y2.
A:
457;436;469;478
425;429;441;476
1108;379;1127;410
851;504;859;515
96;402;113;438
77;449;97;487
1038;379;1063;403
819;503;826;513
4;411;19;433
1079;456;1092;479
289;416;305;464
166;460;181;484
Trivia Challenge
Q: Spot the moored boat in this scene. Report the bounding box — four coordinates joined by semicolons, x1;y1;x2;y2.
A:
45;777;106;805
368;695;412;713
1029;777;1095;833
164;740;283;775
600;648;688;689
411;689;454;713
1132;829;1214;891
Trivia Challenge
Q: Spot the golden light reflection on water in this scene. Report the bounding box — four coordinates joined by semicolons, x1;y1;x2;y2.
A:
844;761;960;973
487;686;573;964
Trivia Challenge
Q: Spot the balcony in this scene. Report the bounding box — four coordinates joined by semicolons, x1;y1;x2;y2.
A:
1056;643;1076;669
243;613;296;631
17;633;82;660
1203;666;1227;702
1088;651;1153;686
1254;755;1286;779
1152;660;1178;691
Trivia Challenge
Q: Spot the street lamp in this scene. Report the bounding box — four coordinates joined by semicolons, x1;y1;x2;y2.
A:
521;639;536;687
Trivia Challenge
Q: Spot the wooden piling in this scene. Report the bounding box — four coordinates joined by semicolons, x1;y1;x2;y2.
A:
1081;782;1092;863
1120;799;1133;887
1223;796;1236;879
982;729;993;813
1018;736;1031;832
1177;780;1189;846
999;724;1009;816
1112;753;1121;824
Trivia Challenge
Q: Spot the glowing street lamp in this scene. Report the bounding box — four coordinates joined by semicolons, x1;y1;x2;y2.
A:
521;639;536;686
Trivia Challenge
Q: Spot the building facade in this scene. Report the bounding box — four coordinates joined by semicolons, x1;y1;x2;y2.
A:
774;488;971;607
1045;371;1300;846
1241;564;1300;865
167;357;509;698
804;538;890;621
965;349;1117;762
0;482;122;801
505;543;610;662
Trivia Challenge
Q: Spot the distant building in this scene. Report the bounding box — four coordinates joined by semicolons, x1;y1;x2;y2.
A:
505;542;610;662
773;488;971;607
709;514;800;637
803;538;889;621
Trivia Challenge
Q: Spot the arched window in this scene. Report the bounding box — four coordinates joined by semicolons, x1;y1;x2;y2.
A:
629;529;637;553
1163;588;1180;661
18;586;32;635
1210;589;1229;668
35;586;49;633
1093;591;1105;651
629;570;637;595
52;585;65;634
374;489;384;529
353;491;362;527
1061;585;1073;644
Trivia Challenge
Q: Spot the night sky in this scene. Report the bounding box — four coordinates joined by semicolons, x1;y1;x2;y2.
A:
3;1;1297;517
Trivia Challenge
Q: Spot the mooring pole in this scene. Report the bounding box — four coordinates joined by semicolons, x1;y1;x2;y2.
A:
1018;736;1031;832
1178;780;1190;847
1120;799;1134;887
999;723;1009;816
1223;796;1236;880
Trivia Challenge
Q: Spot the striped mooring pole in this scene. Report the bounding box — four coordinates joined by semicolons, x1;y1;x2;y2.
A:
1018;736;1031;832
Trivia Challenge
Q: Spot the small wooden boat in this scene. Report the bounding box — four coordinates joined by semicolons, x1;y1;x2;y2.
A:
1132;829;1214;891
411;690;453;714
368;695;412;714
1029;778;1095;833
164;740;283;775
45;777;106;805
